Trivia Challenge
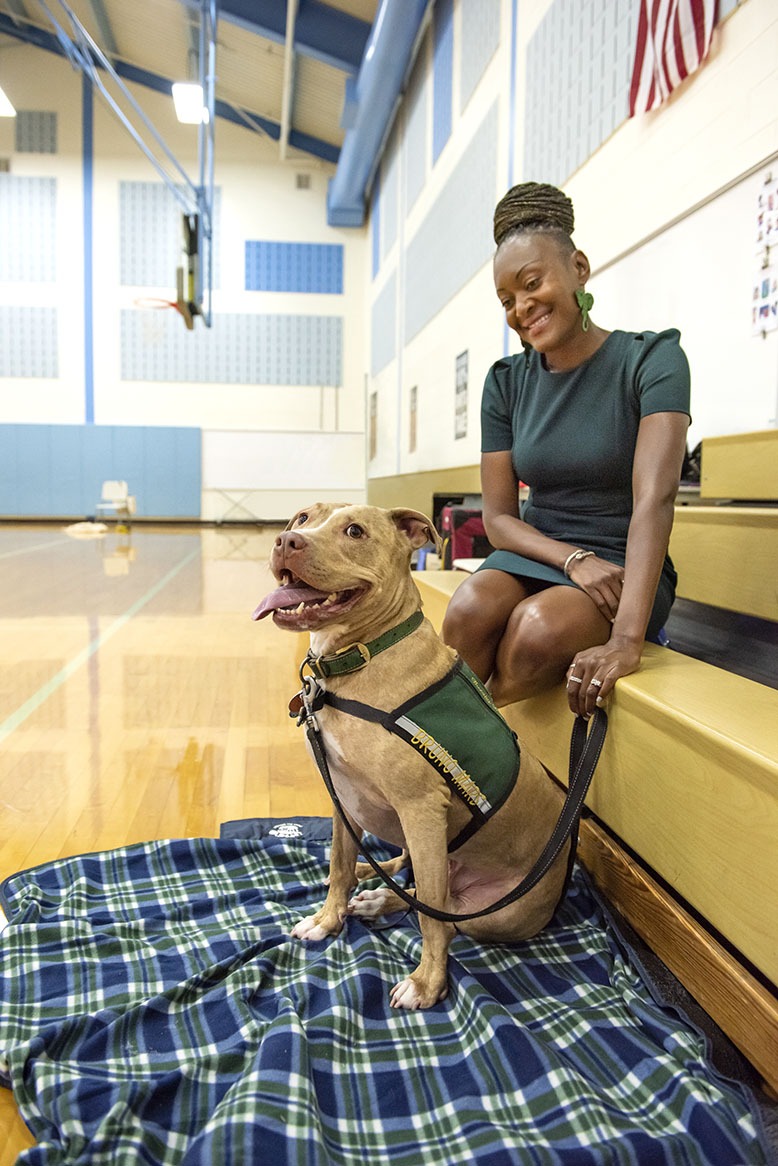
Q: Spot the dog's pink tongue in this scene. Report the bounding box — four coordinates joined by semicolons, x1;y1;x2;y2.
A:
252;584;331;620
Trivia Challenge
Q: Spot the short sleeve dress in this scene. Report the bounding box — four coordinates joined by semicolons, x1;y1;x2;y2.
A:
479;328;691;641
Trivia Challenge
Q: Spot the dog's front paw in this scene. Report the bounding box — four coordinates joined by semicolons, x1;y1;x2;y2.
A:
291;911;342;941
390;974;448;1011
348;887;397;919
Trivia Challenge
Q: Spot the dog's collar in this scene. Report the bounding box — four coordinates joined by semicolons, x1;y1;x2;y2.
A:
304;610;424;680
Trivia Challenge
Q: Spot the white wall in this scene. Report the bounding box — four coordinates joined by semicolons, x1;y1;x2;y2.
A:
365;0;778;488
567;0;778;445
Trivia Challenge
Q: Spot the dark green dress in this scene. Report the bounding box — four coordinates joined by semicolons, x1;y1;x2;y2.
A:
479;329;691;640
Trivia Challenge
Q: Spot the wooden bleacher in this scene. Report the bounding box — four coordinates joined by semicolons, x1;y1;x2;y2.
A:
413;430;778;1092
670;429;778;621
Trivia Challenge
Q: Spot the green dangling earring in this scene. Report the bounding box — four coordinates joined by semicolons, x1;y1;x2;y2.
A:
575;287;594;332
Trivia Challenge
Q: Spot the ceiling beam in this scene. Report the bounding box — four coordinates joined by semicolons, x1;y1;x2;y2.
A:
219;0;370;73
86;0;117;57
0;13;340;164
3;0;29;23
279;0;298;162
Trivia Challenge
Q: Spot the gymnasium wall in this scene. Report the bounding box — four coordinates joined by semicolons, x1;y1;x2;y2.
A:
0;46;367;522
366;0;778;509
2;1;776;524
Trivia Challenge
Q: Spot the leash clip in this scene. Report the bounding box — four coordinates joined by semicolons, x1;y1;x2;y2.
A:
291;671;324;730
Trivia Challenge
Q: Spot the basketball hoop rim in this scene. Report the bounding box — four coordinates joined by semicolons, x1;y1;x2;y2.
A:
132;297;180;311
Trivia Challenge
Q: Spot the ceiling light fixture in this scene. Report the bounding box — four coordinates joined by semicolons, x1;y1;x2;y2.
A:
0;84;16;118
172;81;206;125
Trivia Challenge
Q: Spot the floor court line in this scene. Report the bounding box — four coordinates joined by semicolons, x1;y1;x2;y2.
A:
0;538;70;560
0;546;200;747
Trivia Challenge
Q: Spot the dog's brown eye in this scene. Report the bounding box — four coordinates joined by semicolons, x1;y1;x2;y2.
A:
345;523;365;539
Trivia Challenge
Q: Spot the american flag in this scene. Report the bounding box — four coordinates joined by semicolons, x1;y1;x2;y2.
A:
629;0;719;116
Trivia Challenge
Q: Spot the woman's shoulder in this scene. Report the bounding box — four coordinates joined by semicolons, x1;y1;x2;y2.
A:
606;328;689;380
485;348;537;387
610;327;685;360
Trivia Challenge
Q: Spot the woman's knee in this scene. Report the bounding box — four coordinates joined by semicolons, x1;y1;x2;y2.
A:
497;598;567;680
491;590;609;703
441;573;522;649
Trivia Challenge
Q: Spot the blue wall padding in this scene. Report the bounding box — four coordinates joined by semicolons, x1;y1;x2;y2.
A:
245;241;344;293
0;424;202;518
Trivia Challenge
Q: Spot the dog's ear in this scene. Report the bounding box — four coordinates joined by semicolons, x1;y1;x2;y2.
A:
389;509;442;552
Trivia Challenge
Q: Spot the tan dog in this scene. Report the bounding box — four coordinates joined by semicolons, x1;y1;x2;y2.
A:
252;503;571;1010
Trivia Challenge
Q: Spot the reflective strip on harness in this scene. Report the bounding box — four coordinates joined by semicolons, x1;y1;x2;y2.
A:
394;714;494;814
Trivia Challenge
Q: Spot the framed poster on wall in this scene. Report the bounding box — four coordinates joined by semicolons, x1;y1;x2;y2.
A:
455;350;468;440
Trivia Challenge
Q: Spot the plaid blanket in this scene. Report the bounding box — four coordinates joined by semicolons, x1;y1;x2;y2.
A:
0;822;770;1166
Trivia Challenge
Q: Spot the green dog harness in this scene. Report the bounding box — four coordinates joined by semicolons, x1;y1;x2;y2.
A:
311;658;521;852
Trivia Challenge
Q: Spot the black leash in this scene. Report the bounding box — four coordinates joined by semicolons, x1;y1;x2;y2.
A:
297;674;607;924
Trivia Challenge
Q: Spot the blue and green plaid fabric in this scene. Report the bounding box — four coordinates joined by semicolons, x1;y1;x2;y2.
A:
0;826;770;1165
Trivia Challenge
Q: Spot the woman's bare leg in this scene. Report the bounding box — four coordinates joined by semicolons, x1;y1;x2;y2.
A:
489;585;612;706
441;569;533;682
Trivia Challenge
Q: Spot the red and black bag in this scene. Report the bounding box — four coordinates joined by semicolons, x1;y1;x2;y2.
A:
438;502;493;568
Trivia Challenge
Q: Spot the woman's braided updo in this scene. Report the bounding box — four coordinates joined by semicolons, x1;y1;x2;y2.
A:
493;182;575;251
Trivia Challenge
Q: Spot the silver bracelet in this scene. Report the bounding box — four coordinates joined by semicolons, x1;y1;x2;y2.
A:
563;549;594;578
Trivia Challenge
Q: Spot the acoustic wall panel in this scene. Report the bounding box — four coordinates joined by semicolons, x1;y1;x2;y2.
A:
460;0;500;110
0;176;57;282
0;307;58;377
0;424;201;518
245;241;344;293
370;272;397;376
119;181;221;289
120;311;343;386
15;110;58;154
524;0;635;185
404;102;497;343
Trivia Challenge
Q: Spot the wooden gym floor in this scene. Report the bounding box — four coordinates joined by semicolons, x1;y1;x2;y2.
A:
0;521;333;1159
1;521;775;1158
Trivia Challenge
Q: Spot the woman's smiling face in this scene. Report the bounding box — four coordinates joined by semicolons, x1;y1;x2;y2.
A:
494;232;592;369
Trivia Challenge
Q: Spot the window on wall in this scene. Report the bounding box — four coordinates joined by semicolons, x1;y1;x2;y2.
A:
380;128;400;259
405;38;428;213
432;0;453;163
369;392;378;461
409;386;418;453
371;179;381;279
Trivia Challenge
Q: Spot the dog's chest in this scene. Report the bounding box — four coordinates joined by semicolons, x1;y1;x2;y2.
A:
306;720;406;845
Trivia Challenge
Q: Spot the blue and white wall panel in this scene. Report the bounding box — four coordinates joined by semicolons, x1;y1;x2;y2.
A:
0;44;368;520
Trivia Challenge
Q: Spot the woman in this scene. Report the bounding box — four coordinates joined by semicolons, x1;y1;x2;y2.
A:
442;182;691;718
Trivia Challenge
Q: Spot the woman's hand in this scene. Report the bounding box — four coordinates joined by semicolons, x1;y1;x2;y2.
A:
566;553;624;622
565;635;642;717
